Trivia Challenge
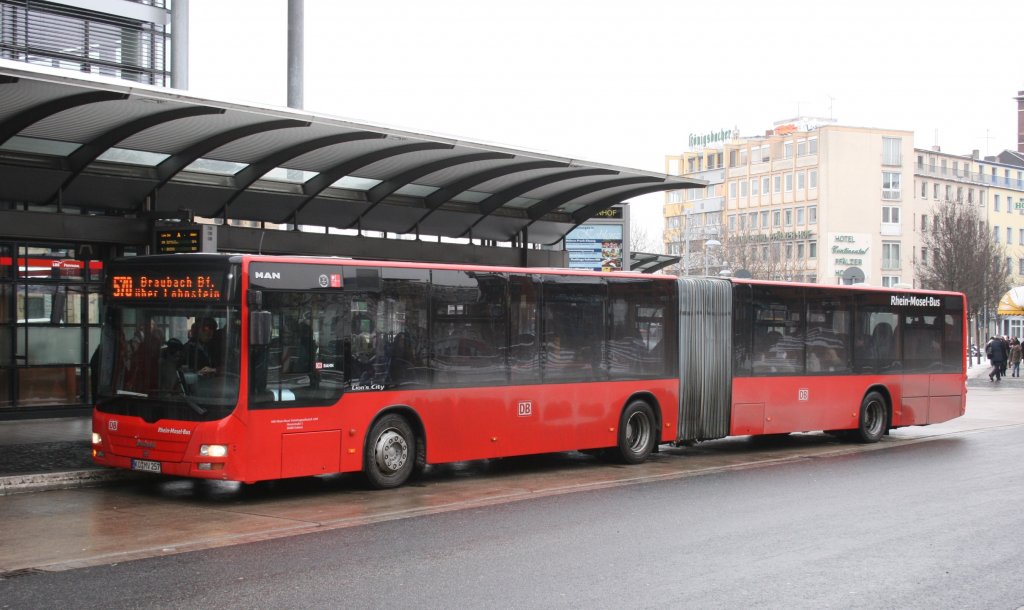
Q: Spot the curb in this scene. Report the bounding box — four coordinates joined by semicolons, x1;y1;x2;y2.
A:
0;469;140;496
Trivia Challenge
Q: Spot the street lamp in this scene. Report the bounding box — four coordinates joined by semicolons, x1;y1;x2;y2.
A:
704;239;721;276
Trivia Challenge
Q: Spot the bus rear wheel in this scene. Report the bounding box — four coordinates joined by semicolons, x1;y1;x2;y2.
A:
613;400;657;464
364;413;416;489
854;391;887;443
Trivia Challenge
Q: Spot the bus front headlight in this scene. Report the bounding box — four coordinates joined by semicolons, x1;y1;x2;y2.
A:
92;432;102;445
200;444;228;457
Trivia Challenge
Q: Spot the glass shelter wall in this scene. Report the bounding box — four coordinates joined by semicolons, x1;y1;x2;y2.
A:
0;243;103;412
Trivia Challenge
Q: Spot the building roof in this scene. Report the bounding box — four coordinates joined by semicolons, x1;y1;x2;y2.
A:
0;61;703;246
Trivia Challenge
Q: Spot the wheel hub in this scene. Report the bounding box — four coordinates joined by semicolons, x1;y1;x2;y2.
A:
374;429;408;473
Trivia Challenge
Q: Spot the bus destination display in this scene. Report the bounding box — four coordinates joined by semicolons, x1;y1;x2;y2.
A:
110;272;223;300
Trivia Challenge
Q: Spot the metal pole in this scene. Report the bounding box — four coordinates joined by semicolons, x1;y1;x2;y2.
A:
287;0;304;109
170;0;189;90
682;211;690;276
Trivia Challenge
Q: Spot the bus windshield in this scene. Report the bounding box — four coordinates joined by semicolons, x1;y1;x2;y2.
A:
95;304;241;422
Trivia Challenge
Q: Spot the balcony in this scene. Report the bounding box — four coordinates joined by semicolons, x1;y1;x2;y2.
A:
880;222;901;236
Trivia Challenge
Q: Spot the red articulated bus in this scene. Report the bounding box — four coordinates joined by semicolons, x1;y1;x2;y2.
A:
91;254;967;488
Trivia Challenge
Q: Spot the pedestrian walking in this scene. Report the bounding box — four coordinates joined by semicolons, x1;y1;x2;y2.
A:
1011;338;1022;378
987;336;1009;381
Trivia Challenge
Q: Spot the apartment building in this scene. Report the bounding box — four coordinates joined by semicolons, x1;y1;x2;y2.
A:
667;120;918;287
663;145;725;275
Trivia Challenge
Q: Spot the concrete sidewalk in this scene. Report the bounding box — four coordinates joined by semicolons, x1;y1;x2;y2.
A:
0;415;135;495
0;359;1012;495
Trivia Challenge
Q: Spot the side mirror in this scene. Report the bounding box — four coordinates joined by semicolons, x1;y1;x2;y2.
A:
250;311;272;346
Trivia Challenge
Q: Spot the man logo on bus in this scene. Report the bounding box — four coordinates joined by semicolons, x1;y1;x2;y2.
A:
798;388;809;401
518;401;533;417
108;420;118;431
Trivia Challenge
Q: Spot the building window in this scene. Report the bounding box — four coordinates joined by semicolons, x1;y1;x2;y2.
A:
969;188;975;206
1009;227;1014;245
739;149;748;166
809;241;817;258
921;247;927;264
797;242;805;258
956;186;963;203
995;194;1001;211
882;172;901;200
808;206;817;224
760;210;769;227
784;209;793;226
882;276;900;287
1019;259;1024;276
773;210;781;226
740;180;749;197
750;179;759;196
796;207;805;224
761;177;770;196
809;169;818;190
945;185;952;201
668;191;683;203
882;206;901;224
749;212;757;228
728;182;736;199
995;226;1001;242
797;171;805;191
797;139;807;156
921;214;928;232
882;137;901;165
785;173;793;192
920;181;927;198
933;183;940;199
809;138;818;154
784;141;793;159
773;175;782;194
882;242;901;269
729;215;736;231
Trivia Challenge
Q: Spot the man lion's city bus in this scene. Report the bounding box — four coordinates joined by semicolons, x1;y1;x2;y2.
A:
91;254;967;488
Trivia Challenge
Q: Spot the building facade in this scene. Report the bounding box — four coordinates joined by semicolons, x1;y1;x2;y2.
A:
667;120;919;287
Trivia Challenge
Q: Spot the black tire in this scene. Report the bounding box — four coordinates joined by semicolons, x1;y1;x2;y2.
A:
612;400;657;464
853;391;887;443
364;413;416;489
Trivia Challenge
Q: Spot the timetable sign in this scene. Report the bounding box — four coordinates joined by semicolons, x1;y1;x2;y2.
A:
155;225;216;254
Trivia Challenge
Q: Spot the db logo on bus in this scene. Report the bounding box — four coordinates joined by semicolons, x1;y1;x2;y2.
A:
517;401;533;417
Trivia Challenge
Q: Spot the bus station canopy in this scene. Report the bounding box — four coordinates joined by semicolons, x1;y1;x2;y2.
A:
0;61;704;246
997;286;1024;316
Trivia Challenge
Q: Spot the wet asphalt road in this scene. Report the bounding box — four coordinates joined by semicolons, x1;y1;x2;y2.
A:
4;424;1023;609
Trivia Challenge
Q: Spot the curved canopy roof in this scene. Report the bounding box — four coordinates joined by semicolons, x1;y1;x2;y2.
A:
997;286;1024;316
0;61;704;245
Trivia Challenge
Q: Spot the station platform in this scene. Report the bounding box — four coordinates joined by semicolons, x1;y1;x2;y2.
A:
0;359;1009;494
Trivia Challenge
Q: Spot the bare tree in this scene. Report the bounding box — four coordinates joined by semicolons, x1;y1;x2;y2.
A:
916;199;1010;352
719;223;811;281
629;219;661;255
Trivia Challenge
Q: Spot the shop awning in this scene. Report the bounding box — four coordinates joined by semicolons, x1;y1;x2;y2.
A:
997;286;1024;316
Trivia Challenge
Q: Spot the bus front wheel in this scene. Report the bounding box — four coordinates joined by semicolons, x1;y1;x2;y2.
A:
854;391;887;443
613;400;657;464
364;413;416;489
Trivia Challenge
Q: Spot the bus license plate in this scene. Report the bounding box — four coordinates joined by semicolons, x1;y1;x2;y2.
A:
131;459;161;473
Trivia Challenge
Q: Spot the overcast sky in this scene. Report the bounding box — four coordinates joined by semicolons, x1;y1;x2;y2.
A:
186;0;1024;233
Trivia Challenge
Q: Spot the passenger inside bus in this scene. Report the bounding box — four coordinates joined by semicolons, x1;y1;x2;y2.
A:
186;317;221;376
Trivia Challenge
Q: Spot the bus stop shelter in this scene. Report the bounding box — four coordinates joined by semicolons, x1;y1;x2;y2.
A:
0;61;704;267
